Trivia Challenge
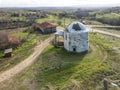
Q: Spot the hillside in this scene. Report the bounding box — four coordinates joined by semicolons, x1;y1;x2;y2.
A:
0;8;120;90
0;33;119;90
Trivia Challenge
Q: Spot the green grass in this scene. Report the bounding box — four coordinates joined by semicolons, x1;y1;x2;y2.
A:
36;15;75;27
11;32;29;40
11;16;27;21
96;13;120;20
0;34;37;72
0;33;120;90
85;20;104;25
33;33;111;89
37;33;53;42
0;51;4;57
93;27;120;35
14;34;37;54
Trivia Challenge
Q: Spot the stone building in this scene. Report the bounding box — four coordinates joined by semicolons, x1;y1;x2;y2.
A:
64;22;88;53
55;21;88;53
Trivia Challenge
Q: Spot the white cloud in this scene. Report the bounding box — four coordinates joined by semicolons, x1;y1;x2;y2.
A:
0;0;120;7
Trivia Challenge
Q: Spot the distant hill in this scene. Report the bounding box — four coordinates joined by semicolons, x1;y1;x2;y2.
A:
97;7;120;14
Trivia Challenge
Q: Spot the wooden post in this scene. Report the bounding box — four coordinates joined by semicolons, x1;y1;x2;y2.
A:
54;35;57;47
64;18;65;28
103;78;108;90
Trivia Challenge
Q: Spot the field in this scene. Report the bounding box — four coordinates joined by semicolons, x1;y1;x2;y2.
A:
0;33;119;90
0;32;37;72
36;15;75;27
0;8;120;90
93;27;120;35
0;27;53;73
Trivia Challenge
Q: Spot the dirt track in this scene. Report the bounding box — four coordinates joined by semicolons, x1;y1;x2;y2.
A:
0;36;54;82
87;25;120;38
0;26;63;83
0;26;119;83
90;29;120;38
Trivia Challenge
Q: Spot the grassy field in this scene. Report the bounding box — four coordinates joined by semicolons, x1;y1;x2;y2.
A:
93;27;120;35
0;31;54;73
0;26;31;34
12;32;29;39
36;15;74;27
0;33;119;90
0;33;37;72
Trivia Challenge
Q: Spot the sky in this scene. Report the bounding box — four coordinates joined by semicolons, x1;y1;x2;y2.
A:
0;0;120;7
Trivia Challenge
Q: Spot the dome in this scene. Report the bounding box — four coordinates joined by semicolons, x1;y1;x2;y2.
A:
55;30;64;36
66;21;87;33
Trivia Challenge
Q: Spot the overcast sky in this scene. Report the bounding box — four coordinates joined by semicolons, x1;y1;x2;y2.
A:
0;0;120;7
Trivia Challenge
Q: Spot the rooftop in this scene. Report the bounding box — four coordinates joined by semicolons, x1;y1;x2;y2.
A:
66;21;87;33
39;22;56;29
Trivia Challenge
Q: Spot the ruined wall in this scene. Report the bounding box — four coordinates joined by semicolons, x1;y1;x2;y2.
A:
64;31;88;53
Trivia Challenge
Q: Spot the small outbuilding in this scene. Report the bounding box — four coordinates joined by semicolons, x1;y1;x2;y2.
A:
4;48;13;57
54;30;64;47
34;22;56;34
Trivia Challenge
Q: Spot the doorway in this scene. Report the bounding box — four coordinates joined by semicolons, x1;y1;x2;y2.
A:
73;47;76;52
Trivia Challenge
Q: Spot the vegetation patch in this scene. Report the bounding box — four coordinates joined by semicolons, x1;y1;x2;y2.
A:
0;33;120;90
30;33;113;89
0;33;37;72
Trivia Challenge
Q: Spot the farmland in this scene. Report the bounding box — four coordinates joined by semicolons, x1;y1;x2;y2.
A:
0;7;120;90
0;32;119;90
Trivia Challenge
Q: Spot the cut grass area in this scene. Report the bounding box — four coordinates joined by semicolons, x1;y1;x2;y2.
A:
33;33;111;89
0;33;120;90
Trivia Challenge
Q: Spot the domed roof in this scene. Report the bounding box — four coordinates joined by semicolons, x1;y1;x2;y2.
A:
55;30;64;36
66;21;87;33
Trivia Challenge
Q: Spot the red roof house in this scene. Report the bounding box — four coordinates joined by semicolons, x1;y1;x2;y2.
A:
34;22;56;34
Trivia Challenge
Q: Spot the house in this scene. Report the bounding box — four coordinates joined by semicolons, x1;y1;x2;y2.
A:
4;48;12;57
34;22;56;34
54;21;89;53
0;33;20;50
64;22;89;53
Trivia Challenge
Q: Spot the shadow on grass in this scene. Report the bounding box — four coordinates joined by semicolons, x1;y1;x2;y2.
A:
34;45;89;87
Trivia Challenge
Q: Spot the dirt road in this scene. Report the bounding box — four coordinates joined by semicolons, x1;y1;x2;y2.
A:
0;36;54;82
0;25;119;83
92;29;120;38
88;27;120;38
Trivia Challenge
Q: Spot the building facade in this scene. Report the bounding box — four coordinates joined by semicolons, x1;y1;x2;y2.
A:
64;22;88;53
34;22;56;34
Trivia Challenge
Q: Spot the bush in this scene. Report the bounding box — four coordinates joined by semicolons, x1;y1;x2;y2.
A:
96;14;120;25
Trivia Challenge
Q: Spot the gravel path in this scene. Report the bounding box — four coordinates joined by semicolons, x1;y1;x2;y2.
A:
0;36;54;82
88;27;120;38
0;26;119;83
